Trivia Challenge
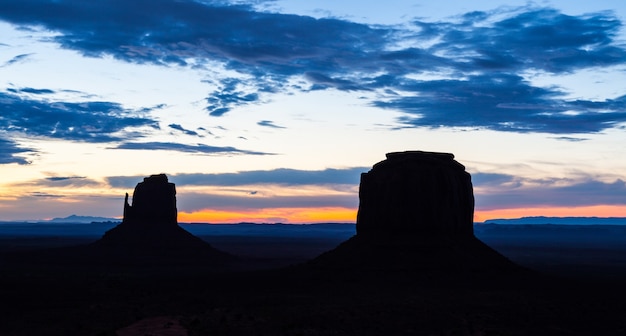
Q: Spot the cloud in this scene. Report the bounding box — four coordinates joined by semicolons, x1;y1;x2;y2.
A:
373;75;626;134
473;172;626;209
45;176;86;181
1;3;625;133
168;123;199;136
0;137;33;164
29;192;64;198
415;8;626;74
1;53;32;67
205;78;261;116
40;176;99;187
7;87;55;95
257;120;285;129
0;0;390;115
0;91;159;143
551;136;589;142
106;167;366;188
112;141;272;156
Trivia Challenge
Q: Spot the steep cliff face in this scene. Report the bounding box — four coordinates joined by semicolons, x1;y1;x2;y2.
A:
123;174;178;227
356;151;474;237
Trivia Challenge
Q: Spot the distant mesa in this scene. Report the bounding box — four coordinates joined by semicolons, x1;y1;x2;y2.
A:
47;214;120;224
311;151;520;274
92;174;232;263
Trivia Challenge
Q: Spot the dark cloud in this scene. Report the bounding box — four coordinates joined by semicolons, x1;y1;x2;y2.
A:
0;91;159;142
112;141;272;155
168;123;199;136
1;2;625;133
374;75;626;133
257;120;285;129
473;172;626;209
0;137;33;164
7;87;55;94
0;0;389;115
107;167;366;188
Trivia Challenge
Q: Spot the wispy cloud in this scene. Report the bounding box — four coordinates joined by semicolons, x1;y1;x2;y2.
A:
8;175;101;188
112;141;273;155
1;53;32;67
257;120;285;129
168;123;199;136
1;2;625;133
40;176;99;187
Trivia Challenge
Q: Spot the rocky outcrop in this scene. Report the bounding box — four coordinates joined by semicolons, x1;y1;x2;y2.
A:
122;174;178;228
356;151;474;237
310;151;521;275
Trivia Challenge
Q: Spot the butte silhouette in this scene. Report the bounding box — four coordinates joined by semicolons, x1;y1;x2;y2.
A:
310;151;521;276
91;174;232;265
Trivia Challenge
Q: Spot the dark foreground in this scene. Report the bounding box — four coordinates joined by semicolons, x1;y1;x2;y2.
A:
1;224;626;335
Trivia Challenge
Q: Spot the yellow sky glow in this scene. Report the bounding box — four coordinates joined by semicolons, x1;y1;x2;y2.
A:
179;207;358;223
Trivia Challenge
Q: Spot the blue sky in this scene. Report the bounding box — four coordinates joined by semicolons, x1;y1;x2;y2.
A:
0;0;625;222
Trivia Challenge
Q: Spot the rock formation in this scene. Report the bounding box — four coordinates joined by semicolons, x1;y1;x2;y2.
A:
310;151;520;275
92;174;232;264
122;173;177;228
357;151;474;237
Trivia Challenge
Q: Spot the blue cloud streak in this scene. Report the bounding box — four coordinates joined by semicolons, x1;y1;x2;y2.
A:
112;141;272;155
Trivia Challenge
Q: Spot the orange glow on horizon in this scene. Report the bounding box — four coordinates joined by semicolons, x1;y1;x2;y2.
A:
178;207;357;223
475;205;626;222
179;205;624;224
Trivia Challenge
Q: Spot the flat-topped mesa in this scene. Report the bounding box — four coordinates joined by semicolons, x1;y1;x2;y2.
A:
123;174;177;227
356;151;474;238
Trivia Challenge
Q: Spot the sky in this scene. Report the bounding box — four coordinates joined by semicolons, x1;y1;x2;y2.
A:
0;0;625;223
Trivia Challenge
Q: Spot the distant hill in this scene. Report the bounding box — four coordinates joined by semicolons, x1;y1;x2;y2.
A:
47;214;121;224
482;216;626;225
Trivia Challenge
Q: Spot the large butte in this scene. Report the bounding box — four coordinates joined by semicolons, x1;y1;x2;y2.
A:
310;151;521;275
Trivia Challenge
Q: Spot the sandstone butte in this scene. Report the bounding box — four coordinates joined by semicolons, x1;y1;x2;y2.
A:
310;151;521;275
